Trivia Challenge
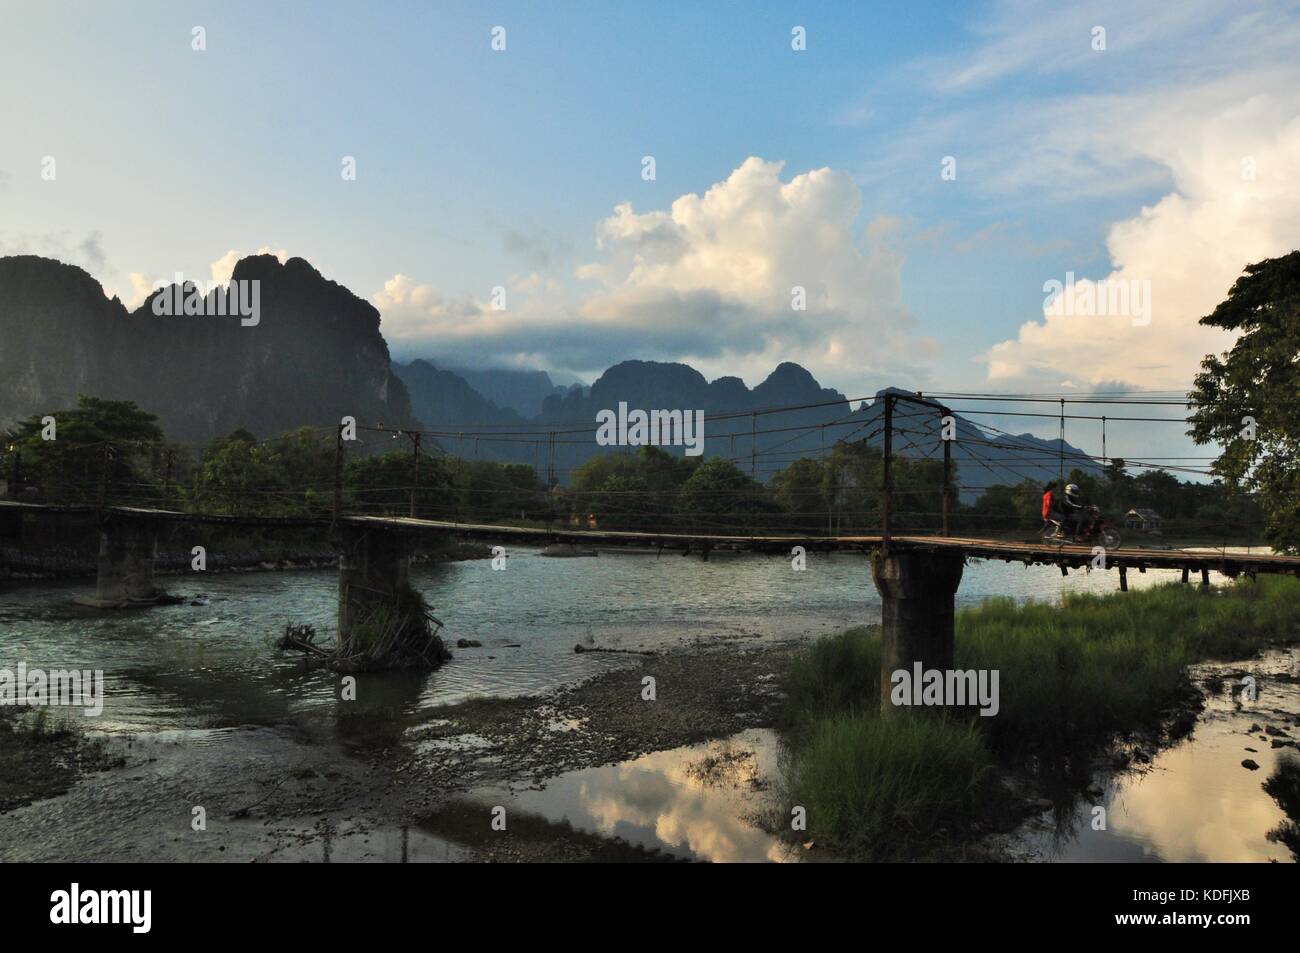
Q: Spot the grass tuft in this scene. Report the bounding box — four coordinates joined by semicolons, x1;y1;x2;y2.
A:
781;575;1300;860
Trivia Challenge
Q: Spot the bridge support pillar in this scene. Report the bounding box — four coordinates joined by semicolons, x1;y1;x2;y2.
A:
337;525;413;658
78;518;164;608
872;550;965;716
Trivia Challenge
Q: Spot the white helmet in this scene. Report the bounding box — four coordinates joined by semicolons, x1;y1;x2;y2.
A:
1065;483;1080;499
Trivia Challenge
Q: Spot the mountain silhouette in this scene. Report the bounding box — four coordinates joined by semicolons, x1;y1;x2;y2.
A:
0;254;1099;495
0;254;416;443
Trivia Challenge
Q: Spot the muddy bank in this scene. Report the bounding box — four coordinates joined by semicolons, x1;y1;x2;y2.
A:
0;722;414;862
0;712;125;814
0;636;806;862
391;637;801;805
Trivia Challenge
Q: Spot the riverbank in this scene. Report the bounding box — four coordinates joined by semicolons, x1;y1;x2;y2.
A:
0;537;490;582
0;634;802;861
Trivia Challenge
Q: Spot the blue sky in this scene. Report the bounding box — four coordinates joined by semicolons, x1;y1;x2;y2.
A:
3;0;1298;460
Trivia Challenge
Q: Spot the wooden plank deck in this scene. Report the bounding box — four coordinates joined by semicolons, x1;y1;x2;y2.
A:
5;501;1298;575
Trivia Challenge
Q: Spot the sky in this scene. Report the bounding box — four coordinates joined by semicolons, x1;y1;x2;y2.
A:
2;0;1298;462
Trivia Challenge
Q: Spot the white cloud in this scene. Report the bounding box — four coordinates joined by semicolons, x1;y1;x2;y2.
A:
371;274;498;346
123;272;155;309
371;157;937;385
574;156;936;385
856;1;1300;393
982;74;1300;391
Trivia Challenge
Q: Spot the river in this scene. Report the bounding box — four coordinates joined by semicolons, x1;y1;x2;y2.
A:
2;546;1295;862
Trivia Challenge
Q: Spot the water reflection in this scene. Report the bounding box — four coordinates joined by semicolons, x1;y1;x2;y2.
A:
423;729;797;863
264;821;470;863
1018;647;1300;863
1264;756;1300;860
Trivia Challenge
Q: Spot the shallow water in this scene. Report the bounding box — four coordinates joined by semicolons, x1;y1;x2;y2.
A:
0;545;1236;732
1013;646;1300;863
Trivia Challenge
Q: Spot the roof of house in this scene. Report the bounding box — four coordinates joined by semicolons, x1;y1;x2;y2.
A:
1125;508;1161;519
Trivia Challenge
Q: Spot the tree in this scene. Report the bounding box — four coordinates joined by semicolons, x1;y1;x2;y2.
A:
676;457;763;531
564;446;698;529
1189;251;1300;552
193;430;290;514
346;449;452;516
455;459;544;521
770;457;827;531
4;396;167;505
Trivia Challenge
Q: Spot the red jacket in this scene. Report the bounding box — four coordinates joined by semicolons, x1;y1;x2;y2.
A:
1042;490;1054;521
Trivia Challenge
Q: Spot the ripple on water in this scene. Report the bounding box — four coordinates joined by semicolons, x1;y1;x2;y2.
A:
0;549;1249;735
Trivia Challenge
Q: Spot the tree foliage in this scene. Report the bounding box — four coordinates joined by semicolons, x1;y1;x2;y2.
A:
1189;251;1300;552
3;396;169;505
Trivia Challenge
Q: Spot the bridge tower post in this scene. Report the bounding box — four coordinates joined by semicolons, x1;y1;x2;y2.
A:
941;404;952;537
872;549;965;716
881;394;894;549
78;515;164;608
336;523;413;657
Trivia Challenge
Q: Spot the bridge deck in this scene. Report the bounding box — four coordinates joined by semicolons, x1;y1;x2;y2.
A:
4;501;1297;575
342;516;1299;575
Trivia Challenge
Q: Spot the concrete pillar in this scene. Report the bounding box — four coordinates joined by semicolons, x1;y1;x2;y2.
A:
80;518;161;607
872;549;965;715
337;525;412;657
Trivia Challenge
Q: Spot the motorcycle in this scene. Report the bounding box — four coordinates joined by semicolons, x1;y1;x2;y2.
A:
1042;504;1122;548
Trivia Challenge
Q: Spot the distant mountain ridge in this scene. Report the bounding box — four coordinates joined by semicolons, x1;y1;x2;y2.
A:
400;359;1101;496
0;253;1098;495
441;365;581;418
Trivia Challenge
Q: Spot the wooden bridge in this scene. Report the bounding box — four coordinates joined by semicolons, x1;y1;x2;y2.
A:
6;498;1298;713
4;499;1296;574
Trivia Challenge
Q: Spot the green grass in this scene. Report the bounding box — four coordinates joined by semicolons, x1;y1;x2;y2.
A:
786;711;991;859
958;574;1300;756
781;575;1300;860
783;625;880;731
0;708;124;812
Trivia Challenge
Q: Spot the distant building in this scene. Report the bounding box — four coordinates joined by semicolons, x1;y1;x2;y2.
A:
1125;508;1162;533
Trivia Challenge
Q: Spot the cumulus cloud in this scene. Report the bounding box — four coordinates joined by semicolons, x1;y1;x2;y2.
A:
576;158;930;381
372;157;936;384
982;77;1300;391
123;272;156;309
865;1;1300;392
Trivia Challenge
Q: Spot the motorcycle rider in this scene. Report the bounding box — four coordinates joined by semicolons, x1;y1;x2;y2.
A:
1061;482;1085;539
